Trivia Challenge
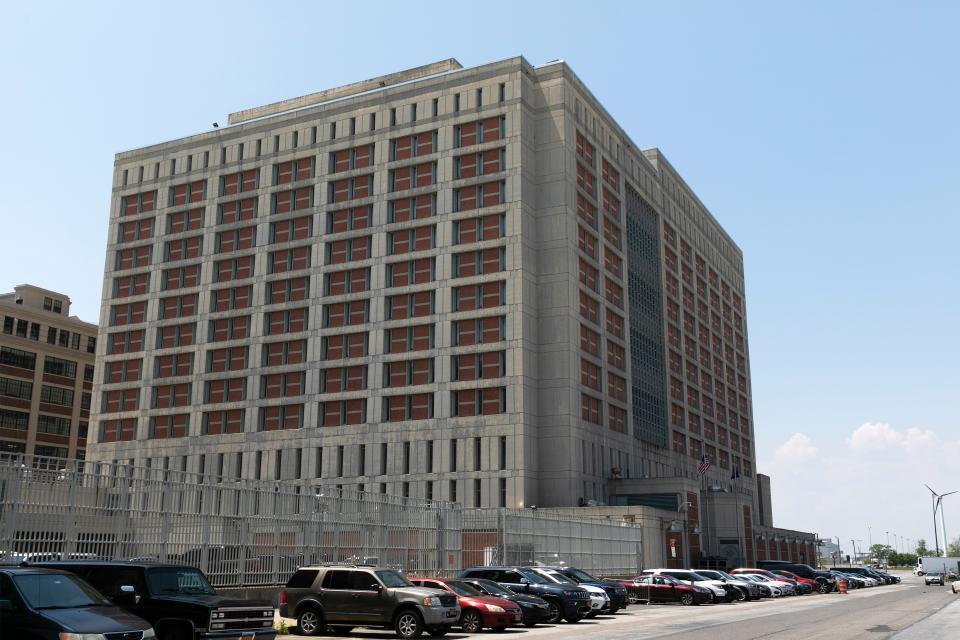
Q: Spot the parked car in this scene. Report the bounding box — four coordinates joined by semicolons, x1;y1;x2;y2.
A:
730;568;797;595
641;569;731;603
34;560;276;640
409;577;522;632
875;570;901;584
535;565;629;613
280;565;459;638
832;566;889;585
736;573;788;596
770;570;814;594
925;573;945;586
458;577;553;627
526;567;610;616
693;569;762;601
756;560;837;593
829;570;862;589
621;574;713;605
771;569;817;592
952;576;960;594
0;566;155;640
457;566;592;623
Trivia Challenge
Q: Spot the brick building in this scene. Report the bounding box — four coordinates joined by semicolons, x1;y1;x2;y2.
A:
0;285;97;459
86;56;813;562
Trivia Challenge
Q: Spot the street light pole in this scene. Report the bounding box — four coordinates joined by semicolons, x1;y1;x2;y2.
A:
868;525;872;551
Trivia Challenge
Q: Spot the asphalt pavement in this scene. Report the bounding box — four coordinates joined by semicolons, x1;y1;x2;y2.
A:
278;573;959;639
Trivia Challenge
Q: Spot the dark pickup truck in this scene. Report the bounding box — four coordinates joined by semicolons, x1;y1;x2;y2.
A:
34;561;276;640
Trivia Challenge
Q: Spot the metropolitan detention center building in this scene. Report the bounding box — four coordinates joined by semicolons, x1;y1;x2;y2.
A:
85;57;817;566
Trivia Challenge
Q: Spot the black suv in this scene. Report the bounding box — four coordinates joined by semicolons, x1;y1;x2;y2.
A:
0;566;155;640
756;561;837;594
457;566;592;623
35;561;276;640
280;565;460;638
533;566;629;613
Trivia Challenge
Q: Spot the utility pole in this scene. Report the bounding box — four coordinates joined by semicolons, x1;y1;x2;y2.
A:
851;539;857;566
868;526;872;551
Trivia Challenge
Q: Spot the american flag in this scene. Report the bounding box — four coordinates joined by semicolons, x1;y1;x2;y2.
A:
697;454;711;477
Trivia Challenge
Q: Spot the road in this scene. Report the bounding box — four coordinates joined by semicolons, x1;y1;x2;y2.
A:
279;574;959;639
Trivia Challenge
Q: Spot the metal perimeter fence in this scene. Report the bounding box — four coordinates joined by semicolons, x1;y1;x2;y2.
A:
0;454;642;587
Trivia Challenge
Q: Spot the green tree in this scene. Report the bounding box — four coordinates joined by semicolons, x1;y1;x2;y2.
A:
916;539;930;556
948;536;960;557
869;543;893;562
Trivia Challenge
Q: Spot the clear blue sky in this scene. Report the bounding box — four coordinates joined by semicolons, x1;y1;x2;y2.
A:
2;1;957;554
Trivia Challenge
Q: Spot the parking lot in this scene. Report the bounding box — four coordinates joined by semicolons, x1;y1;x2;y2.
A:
278;572;959;639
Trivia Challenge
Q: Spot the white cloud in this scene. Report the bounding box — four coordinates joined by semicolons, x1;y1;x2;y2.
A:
846;422;942;453
762;421;960;554
846;422;903;451
774;432;818;462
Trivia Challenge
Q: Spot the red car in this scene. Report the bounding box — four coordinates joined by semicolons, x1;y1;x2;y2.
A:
410;577;522;632
617;575;713;606
773;569;817;591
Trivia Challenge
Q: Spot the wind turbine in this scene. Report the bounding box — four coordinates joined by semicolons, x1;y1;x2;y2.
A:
925;484;958;556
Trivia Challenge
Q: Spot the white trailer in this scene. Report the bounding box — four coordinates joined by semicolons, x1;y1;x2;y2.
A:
914;557;960;576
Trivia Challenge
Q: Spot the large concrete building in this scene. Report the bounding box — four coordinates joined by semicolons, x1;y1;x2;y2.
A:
87;56;815;566
1;285;97;459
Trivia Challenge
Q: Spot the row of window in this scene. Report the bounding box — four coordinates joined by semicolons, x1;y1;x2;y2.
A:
108;276;507;333
102;352;506;412
114;209;505;281
98;387;508;442
0;409;80;439
0;377;84;408
2;316;96;353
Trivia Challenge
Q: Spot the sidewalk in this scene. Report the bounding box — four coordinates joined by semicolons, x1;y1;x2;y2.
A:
893;594;960;639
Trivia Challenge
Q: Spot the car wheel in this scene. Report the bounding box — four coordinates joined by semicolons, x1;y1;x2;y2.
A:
395;609;425;639
818;582;831;594
543;599;561;624
735;589;747;602
297;607;325;637
460;609;483;633
586;610;599;618
565;614;583;623
680;592;695;606
609;605;620;614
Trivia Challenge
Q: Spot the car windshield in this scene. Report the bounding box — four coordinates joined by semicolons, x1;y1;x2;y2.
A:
670;572;704;582
445;581;482;597
696;571;719;579
376;570;413;588
541;570;576;584
717;571;738;581
516;570;550;584
472;579;513;596
146;567;215;595
13;573;110;609
567;568;598;582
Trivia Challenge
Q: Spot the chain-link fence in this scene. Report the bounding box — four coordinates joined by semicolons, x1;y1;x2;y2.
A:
0;454;642;586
